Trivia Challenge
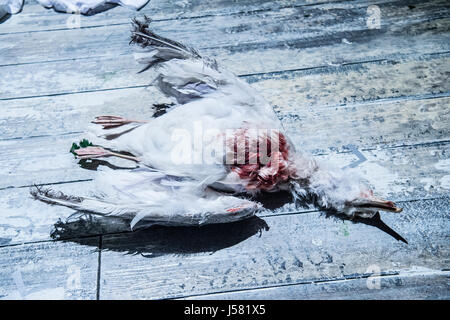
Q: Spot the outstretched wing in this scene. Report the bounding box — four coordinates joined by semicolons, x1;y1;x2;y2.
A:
31;168;260;228
130;16;269;109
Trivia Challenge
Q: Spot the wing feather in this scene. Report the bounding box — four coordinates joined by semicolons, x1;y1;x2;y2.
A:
130;16;259;106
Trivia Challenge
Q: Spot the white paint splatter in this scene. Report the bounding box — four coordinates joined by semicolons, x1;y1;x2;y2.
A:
420;178;434;192
439;175;450;189
0;217;30;228
341;38;352;44
2;287;65;300
25;287;66;300
358;161;403;196
400;266;447;276
434;159;450;172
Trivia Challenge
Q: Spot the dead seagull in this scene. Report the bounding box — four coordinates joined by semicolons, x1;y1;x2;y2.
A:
31;17;402;229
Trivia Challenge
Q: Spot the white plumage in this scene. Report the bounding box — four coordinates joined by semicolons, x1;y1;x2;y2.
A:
0;0;148;16
0;0;23;15
32;17;402;228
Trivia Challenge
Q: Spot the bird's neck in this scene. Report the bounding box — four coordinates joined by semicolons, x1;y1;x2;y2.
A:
289;154;361;212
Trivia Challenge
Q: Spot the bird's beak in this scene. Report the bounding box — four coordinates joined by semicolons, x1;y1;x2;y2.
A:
351;197;403;213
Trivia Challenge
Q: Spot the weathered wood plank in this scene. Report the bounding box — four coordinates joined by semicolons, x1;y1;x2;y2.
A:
0;181;127;246
0;239;99;299
0;131;448;194
1;2;449;100
1;56;449;148
0;87;169;139
183;270;450;300
0;0;447;301
279;96;450;154
251;53;450;111
0;0;329;34
1;0;448;67
97;197;449;299
2;36;450;102
0;141;448;245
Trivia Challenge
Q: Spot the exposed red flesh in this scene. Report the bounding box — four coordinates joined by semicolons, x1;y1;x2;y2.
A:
227;129;296;191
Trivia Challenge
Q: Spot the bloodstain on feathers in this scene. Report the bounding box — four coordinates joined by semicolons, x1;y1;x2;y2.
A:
228;129;296;191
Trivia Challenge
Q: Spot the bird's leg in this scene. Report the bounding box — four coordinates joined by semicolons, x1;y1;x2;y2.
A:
92;115;149;129
74;146;141;162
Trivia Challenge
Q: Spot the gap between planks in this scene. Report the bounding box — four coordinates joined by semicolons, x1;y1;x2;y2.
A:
96;235;102;300
1;0;448;68
177;269;450;300
2;196;447;299
0;0;383;36
2;139;449;191
0;194;447;249
2;50;450;102
0;51;450;105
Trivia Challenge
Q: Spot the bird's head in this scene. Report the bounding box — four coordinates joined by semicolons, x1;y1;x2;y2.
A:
289;157;402;219
343;189;402;219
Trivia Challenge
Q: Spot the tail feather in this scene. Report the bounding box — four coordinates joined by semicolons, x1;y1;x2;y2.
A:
130;16;201;57
130;16;203;70
131;15;218;70
130;16;225;105
30;184;167;229
30;185;133;217
30;185;84;208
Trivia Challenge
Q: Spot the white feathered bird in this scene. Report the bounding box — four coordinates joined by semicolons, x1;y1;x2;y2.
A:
31;17;402;229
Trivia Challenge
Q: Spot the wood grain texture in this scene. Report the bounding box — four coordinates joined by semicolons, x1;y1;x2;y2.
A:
98;197;449;299
1;0;448;67
1;1;449;99
0;239;99;299
280;96;450;154
0;181;128;246
183;270;450;300
1;54;450;144
0;0;449;300
1;0;335;34
252;53;450;110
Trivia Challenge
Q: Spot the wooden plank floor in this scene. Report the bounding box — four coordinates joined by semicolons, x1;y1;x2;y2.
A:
0;0;449;299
